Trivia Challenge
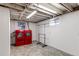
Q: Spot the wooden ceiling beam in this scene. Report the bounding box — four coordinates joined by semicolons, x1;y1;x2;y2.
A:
0;3;24;11
11;19;35;23
60;3;72;12
73;6;79;11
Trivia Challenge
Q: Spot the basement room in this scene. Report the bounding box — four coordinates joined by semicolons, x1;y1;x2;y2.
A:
0;3;79;56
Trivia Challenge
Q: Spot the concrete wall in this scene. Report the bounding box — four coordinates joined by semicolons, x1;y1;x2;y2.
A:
10;20;37;44
37;11;79;56
0;6;10;56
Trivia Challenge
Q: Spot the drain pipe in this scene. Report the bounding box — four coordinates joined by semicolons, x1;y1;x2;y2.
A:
27;18;30;30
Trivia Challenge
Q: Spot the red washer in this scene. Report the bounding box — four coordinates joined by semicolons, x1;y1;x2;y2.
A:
15;30;25;46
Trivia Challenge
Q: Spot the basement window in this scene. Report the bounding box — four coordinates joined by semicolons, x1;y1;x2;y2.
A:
18;21;26;30
49;17;60;26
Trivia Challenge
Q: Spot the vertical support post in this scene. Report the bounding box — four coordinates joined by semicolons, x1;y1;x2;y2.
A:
37;25;41;44
42;24;47;47
44;24;45;44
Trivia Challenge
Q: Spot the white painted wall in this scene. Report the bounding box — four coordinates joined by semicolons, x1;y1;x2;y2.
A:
37;11;79;56
10;20;16;33
29;22;37;41
10;20;37;44
0;6;10;56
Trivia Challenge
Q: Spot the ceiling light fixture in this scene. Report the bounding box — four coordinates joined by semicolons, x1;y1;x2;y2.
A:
26;10;37;19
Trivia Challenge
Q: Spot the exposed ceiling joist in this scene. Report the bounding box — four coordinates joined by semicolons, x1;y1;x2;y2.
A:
28;5;54;16
39;3;63;14
0;3;24;11
19;8;53;17
60;3;72;12
13;3;54;17
11;19;34;22
14;3;54;19
33;4;58;15
0;3;78;23
73;6;79;11
15;3;26;7
35;13;52;18
48;3;64;12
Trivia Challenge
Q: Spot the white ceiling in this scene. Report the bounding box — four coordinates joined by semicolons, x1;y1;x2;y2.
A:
3;3;78;22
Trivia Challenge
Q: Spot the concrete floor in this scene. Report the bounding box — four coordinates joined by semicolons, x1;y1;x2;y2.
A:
10;41;72;56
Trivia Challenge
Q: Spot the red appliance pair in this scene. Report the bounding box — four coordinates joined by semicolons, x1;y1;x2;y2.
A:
15;30;32;46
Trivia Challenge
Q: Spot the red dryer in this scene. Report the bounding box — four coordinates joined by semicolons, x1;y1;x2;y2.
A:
24;30;32;45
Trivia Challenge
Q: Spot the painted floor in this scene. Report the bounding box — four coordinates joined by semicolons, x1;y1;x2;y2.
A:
10;41;72;56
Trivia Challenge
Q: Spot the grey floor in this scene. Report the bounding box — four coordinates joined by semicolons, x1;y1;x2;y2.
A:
10;41;71;56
